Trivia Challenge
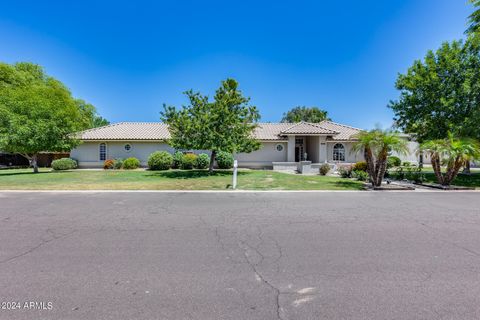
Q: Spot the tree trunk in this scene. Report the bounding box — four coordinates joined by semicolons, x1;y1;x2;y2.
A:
364;147;375;186
31;153;39;173
209;150;216;173
431;154;444;185
463;161;471;175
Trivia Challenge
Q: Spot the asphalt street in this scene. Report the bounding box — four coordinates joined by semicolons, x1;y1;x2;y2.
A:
1;191;480;320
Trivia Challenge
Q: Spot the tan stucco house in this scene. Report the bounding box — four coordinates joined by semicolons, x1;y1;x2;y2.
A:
71;121;420;168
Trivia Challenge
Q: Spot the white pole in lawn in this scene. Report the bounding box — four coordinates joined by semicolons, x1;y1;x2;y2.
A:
232;159;238;189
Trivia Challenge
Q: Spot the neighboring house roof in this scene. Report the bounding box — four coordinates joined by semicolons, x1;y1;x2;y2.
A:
76;120;362;141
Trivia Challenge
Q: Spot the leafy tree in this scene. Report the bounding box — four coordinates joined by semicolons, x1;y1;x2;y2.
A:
0;62;93;172
76;99;110;128
389;39;480;143
161;78;261;172
420;133;480;186
467;0;480;35
281;106;330;123
352;129;408;187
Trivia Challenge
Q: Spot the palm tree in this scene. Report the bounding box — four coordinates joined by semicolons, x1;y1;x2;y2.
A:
352;129;408;187
420;134;480;186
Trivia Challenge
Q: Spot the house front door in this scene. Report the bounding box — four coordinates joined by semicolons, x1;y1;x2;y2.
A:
295;137;304;162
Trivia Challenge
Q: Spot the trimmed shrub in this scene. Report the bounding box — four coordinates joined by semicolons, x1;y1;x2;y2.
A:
402;161;411;167
338;166;353;178
181;153;197;170
113;158;124;170
123;157;140;169
352;170;369;181
352;161;367;172
216;151;234;169
148;151;173;170
319;164;330;176
172;151;184;169
195;153;210;169
52;158;77;170
103;159;114;170
387;156;401;168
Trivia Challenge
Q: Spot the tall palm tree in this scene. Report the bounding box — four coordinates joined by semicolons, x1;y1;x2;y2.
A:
352;129;408;187
420;134;480;186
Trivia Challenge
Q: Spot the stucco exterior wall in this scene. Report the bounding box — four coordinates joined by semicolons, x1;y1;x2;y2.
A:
326;142;363;163
235;142;287;168
306;136;320;163
71;141;174;167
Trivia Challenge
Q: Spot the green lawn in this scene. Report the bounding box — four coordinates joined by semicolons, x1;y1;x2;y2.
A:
0;168;364;190
422;171;480;189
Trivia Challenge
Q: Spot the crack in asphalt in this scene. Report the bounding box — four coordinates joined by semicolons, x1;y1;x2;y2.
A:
0;229;77;265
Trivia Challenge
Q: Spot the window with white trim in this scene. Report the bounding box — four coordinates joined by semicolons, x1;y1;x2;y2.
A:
99;143;107;161
124;143;132;152
276;144;284;152
333;143;345;162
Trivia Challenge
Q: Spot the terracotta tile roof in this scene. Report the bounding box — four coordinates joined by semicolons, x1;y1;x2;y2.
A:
319;121;362;140
76;121;363;141
77;122;171;140
280;122;339;135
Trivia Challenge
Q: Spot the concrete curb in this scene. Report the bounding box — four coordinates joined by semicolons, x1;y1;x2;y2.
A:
0;189;478;193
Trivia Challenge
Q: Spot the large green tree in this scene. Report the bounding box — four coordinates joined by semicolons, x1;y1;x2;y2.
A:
389;39;480;143
467;0;480;35
0;62;99;172
281;106;330;123
161;78;261;172
76;99;110;128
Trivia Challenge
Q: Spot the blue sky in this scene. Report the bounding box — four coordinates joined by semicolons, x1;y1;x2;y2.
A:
0;0;472;129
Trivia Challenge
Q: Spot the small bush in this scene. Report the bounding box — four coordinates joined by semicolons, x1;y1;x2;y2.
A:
352;170;369;181
52;158;77;170
352;161;367;172
103;159;114;170
216;151;234;169
172;151;184;169
387;156;401;168
319;164;330;176
148;151;173;170
181;153;197;170
195;153;210;169
113;158;124;170
123;157;140;169
402;161;411;167
338;166;353;178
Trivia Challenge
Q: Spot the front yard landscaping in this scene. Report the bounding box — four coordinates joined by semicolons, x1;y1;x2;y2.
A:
0;168;364;190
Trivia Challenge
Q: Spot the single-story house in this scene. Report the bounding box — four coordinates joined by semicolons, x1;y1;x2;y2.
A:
71;121;422;168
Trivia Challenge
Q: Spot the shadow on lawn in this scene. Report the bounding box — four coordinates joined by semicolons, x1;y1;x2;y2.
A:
332;180;364;189
0;170;51;177
146;170;247;179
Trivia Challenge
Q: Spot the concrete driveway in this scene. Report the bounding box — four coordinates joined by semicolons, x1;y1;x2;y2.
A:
1;191;480;320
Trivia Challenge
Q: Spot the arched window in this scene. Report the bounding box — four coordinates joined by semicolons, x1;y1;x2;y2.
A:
99;143;107;161
333;143;345;162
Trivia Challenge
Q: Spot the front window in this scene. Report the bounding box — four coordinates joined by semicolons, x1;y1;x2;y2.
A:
333;143;345;162
99;143;107;161
124;144;132;152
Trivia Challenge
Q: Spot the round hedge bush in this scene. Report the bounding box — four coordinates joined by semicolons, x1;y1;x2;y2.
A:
216;151;234;169
123;157;140;169
148;151;173;170
52;158;77;170
172;151;184;169
353;161;368;172
195;153;210;169
387;156;401;168
103;159;114;169
113;158;124;170
319;163;330;176
181;153;197;170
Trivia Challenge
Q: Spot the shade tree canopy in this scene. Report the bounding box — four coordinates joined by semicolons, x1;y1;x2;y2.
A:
281;106;330;123
0;62;107;172
161;78;261;172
